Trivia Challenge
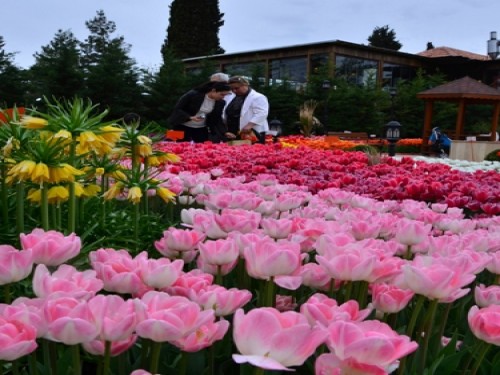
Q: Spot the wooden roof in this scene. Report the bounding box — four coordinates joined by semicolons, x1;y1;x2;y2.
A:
417;76;500;103
417;47;489;61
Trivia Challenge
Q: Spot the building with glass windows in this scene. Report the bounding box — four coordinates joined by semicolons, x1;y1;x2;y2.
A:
182;39;499;88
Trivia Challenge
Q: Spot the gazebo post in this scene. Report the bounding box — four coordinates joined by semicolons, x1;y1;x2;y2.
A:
491;102;500;141
420;101;434;153
455;99;466;139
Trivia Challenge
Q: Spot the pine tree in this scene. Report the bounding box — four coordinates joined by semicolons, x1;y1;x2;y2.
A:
367;25;402;51
29;30;84;101
0;36;27;107
162;0;225;59
80;10;142;118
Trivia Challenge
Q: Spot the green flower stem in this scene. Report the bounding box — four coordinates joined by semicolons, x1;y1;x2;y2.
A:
67;141;77;233
1;164;8;224
3;284;11;304
72;345;81;375
16;182;25;237
470;341;491;375
262;277;275;307
254;367;265;375
133;201;140;247
40;185;49;231
328;279;336;299
0;360;3;375
140;339;150;369
398;295;425;375
418;299;439;374
149;342;161;374
437;303;452;342
343;281;353;304
355;281;369;308
12;360;19;375
216;265;223;286
29;349;38;375
102;341;112;375
179;351;188;375
100;176;107;227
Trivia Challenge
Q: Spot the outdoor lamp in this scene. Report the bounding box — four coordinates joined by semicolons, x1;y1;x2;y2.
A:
384;120;402;156
268;119;283;143
322;80;331;131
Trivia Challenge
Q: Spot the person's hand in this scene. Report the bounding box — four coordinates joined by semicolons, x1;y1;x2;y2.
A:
225;132;237;139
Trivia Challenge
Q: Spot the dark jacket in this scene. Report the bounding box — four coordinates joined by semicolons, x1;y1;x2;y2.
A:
167;90;227;142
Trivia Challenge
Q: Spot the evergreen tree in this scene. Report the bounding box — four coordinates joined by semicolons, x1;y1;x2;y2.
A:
162;0;224;59
29;30;84;101
0;36;27;107
367;25;402;51
80;10;142;119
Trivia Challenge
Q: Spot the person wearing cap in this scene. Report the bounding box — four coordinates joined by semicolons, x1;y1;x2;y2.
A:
167;81;232;143
224;76;269;144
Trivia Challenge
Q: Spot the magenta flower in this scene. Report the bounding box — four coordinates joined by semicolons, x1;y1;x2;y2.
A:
33;264;103;300
0;245;33;285
324;319;418;373
20;228;81;266
136;291;215;343
0;316;38;361
243;238;302;280
468;304;500;346
232;307;327;371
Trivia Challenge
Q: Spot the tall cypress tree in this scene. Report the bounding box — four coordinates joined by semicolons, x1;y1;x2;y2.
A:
0;36;27;107
162;0;225;59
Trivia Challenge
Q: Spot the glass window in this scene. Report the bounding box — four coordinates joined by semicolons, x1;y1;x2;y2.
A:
335;55;378;86
269;57;307;88
382;63;417;88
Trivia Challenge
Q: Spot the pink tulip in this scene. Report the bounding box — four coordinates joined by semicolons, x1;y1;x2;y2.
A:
0;299;46;337
163;269;213;298
402;256;476;302
370;283;415;314
274;191;310;212
316;248;378;282
486;250;500;275
43;296;99;345
474;284;500;307
89;248;150;297
0;245;33;285
468;304;500;345
154;227;205;260
300;293;372;327
232;307;327;371
82;335;137;356
260;217;295;239
0;316;38;361
137;257;184;289
193;285;252;316
243;238;302;280
275;295;298;312
136;291;215;343
300;263;334;292
197;238;240;266
393;218;431;247
33;264;103;300
130;370;158;375
171;318;229;352
324;319;418;372
20;228;81;266
88;294;146;342
349;220;382;240
315;353;388;375
213;208;261;234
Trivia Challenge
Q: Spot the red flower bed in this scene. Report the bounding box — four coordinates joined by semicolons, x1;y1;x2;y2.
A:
156;142;500;216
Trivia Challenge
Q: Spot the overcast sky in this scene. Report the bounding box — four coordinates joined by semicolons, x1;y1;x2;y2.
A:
2;0;498;69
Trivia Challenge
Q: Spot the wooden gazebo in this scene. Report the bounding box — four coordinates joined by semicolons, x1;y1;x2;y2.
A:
417;76;500;152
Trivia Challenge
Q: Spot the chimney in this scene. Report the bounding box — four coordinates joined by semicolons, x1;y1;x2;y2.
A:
487;31;499;59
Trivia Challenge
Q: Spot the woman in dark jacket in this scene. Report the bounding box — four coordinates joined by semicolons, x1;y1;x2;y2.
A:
168;81;232;143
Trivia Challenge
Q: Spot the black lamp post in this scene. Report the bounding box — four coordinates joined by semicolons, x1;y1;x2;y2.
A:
322;79;331;132
268;118;283;143
384;120;402;156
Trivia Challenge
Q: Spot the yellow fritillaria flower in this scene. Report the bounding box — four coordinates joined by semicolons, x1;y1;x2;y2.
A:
163;153;181;163
82;184;101;198
8;160;37;181
99;125;124;144
95;167;105;176
49;164;84;183
27;188;41;204
77;131;100;154
103;181;125;201
47;186;69;204
137;135;152;145
52;129;73;140
156;186;176;203
73;182;85;197
20;116;48;129
110;170;126;181
2;137;19;157
135;144;153;157
127;186;143;204
32;162;50;185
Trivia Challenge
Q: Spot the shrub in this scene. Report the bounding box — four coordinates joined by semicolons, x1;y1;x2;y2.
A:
484;149;500;162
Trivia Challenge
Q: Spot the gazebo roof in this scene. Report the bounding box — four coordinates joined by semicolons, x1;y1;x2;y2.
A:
417;76;500;102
